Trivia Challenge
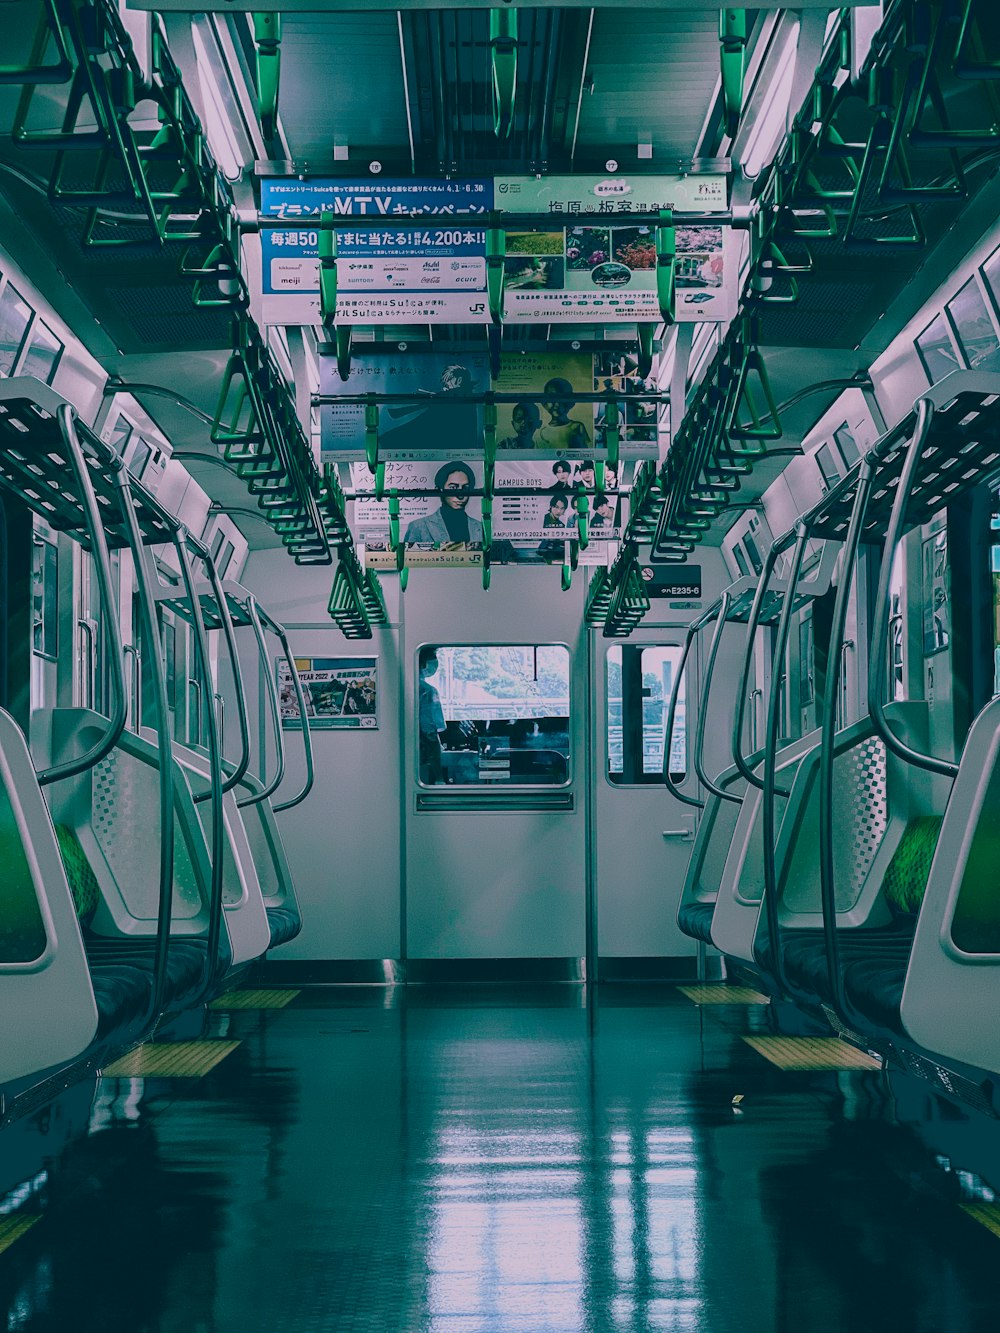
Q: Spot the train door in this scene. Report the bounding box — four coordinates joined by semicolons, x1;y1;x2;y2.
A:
402;568;587;972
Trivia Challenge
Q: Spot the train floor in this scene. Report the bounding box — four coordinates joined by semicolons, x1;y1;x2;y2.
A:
2;982;1000;1332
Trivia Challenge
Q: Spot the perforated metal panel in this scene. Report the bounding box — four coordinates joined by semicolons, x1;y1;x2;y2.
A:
241;803;282;904
92;750;203;920
832;737;887;910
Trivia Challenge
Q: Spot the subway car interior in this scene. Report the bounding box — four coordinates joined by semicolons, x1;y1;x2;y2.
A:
5;0;1000;1328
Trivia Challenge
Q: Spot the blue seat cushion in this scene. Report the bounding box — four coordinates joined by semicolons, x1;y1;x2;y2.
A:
778;920;916;1012
843;958;908;1034
88;964;154;1042
677;900;715;945
85;936;211;1028
266;905;301;949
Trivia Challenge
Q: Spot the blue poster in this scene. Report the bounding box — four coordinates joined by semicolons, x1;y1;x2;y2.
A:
260;178;494;323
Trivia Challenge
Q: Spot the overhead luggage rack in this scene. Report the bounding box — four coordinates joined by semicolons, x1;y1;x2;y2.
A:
805;373;1000;543
0;380;176;548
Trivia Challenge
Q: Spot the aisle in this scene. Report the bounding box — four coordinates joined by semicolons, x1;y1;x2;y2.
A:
1;984;998;1332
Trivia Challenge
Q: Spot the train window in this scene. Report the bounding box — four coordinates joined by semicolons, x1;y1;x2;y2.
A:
742;531;763;575
0;786;46;964
30;535;58;661
916;313;960;385
731;542;750;578
814;441;840;493
606;644;686;785
947;277;1000;370
19;320;62;384
417;645;570;787
834;423;860;465
0;284;32;376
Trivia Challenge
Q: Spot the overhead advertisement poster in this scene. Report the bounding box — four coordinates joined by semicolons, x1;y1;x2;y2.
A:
494;174;736;324
278;656;378;729
259;177;494;325
321;349;660;463
353;461;485;568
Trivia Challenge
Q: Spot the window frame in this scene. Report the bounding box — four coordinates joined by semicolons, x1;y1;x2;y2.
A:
605;641;688;788
414;641;573;791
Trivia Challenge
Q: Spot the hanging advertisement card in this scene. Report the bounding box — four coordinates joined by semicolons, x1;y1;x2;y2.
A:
493;461;625;542
500;224;736;325
278;656;378;729
494;173;728;215
259;177;494;324
321;350;661;462
321;351;491;461
353;460;485;568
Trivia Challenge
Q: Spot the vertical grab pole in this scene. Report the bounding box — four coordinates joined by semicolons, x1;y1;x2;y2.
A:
37;406;127;784
273;627;314;812
174;533;226;990
731;541;781;791
116;476;176;1024
695;591;742;804
194;559;252;796
755;521;809;996
817;460;876;1016
663;618;706;811
867;400;958;778
238;600;286;806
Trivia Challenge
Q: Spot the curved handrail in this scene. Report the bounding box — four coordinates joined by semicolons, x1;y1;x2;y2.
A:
867;397;959;779
116;472;177;1024
756;520;810;997
694;591;742;804
731;540;781;792
273;626;315;813
173;531;226;991
817;458;877;1017
191;554;252;799
663;603;720;812
236;597;286;808
37;406;127;786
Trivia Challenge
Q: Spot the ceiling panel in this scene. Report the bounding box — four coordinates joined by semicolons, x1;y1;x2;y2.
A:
278;13;411;166
574;10;722;163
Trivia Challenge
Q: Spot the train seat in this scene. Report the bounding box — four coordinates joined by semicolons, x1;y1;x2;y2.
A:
675;760;746;946
236;771;303;951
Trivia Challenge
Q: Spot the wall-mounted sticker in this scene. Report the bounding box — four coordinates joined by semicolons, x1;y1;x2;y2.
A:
278;656;378;729
921;530;950;656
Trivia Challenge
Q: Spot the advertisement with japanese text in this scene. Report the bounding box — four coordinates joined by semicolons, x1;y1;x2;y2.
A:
353;460;485;568
321;350;660;462
279;656;378;729
260;177;493;324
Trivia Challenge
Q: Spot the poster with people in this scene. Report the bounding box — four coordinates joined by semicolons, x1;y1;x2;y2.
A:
321;350;490;461
278;657;378;729
352;460;485;568
493;460;625;546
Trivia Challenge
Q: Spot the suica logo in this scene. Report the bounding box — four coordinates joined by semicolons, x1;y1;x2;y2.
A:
593;180;632;197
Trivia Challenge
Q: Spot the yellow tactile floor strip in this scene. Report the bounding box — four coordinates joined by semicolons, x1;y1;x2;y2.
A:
102;1040;240;1078
678;985;770;1005
962;1203;1000;1239
209;988;300;1010
743;1036;882;1071
0;1215;39;1255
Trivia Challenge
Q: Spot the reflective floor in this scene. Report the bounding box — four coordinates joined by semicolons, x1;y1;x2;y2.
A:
2;984;1000;1332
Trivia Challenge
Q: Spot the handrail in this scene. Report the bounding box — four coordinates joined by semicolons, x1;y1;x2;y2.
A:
662;602;720;812
867;397;959;779
36;405;127;786
273;626;315;813
694;591;742;805
756;520;810;997
192;560;252;798
817;457;877;1018
173;531;226;992
731;540;782;793
237;596;286;808
117;470;177;1025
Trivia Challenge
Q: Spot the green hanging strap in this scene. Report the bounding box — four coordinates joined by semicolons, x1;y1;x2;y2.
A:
481;495;493;590
253;13;282;143
388;490;401;551
603;396;620;471
655;208;676;326
489;9;518;139
561;561;573;591
726;318;782;443
720;10;748;141
319;209;338;325
364;394;379;473
575;490;590;551
486;214;506;326
336;325;353;382
637;323;656;379
374;460;387;501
